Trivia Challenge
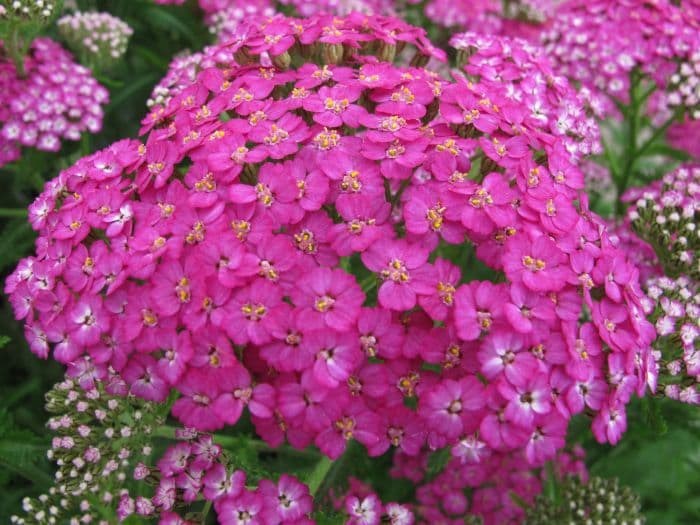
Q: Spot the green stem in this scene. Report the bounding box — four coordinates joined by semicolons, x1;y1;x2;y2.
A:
306;455;334;497
635;108;683;160
0;208;28;218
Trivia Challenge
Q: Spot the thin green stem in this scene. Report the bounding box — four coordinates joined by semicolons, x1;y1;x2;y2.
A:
0;208;28;218
635;109;683;160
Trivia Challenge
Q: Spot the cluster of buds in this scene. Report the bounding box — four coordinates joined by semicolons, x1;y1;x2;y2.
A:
10;376;163;525
0;0;56;23
57;11;133;70
667;51;700;120
625;165;700;280
524;475;645;525
0;37;108;167
646;275;700;405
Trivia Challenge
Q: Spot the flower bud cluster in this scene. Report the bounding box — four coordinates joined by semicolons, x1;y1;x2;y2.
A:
0;0;56;23
625;165;700;280
645;275;699;405
0;38;108;167
667;50;700;119
57;11;133;70
10;376;162;525
524;475;645;525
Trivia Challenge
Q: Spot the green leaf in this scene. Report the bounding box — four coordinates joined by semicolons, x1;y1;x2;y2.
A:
0;336;9;350
426;447;451;480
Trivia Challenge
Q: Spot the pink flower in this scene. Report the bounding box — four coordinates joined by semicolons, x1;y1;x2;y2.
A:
290;267;364;332
362;240;432;311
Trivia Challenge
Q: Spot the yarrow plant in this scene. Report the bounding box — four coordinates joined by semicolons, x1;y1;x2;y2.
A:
57;11;133;71
621;165;699;405
10;376;164;525
0;37;108;167
524;475;645;525
5;10;657;496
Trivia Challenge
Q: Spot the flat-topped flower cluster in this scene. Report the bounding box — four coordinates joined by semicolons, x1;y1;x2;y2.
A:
0;38;109;167
6;14;655;504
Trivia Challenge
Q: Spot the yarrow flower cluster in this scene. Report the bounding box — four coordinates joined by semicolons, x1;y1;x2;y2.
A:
621;165;699;406
146;46;235;110
450;31;602;160
57;11;133;70
0;38;109;167
390;446;587;524
625;165;699;280
645;275;699;405
524;475;645;525
0;0;56;22
10;376;162;525
541;0;700;115
6;15;656;519
206;1;276;43
116;429;315;525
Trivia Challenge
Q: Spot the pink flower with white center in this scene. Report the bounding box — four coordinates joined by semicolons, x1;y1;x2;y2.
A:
69;296;109;347
309;329;362;389
215;488;265;525
291;267;364;332
203;464;245;501
419;378;485;439
259;474;313;523
451;434;489;464
122;354;169;402
526;413;567;465
157;441;192;477
362;239;432;311
592;399;627;445
499;374;551;429
478;331;537;383
346;493;383;525
385;502;415;525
